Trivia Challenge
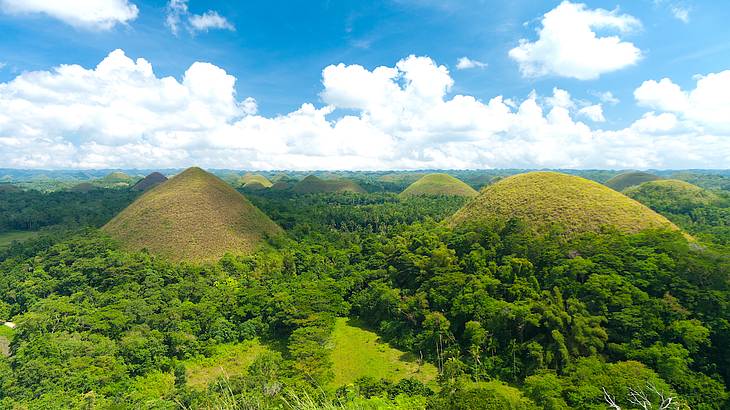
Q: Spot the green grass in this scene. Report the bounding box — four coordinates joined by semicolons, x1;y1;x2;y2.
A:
0;326;13;357
0;231;38;249
624;179;723;211
184;339;270;390
103;167;283;262
399;173;478;198
605;171;662;191
292;176;366;194
329;318;438;389
448;171;678;236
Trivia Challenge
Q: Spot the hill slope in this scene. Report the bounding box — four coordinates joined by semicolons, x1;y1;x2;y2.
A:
399;173;478;198
240;173;273;189
292;175;366;194
448;172;677;235
103;167;282;262
131;172;168;191
624;179;723;213
605;171;661;191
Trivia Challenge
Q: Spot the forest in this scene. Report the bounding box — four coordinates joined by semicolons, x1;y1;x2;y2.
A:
0;171;729;409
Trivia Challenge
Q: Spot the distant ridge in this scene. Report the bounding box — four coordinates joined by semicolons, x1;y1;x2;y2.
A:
292;175;366;194
399;173;478;198
625;179;722;212
131;172;168;191
606;171;662;191
70;182;98;193
103;167;282;262
448;172;678;236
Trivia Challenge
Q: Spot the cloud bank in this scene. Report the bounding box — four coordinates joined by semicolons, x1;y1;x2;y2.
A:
0;49;728;170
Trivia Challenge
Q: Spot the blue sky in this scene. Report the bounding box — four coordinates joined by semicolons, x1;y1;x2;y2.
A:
0;0;729;169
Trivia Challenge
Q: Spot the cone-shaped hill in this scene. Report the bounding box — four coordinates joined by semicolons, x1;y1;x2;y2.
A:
605;171;662;191
131;172;168;191
70;182;98;193
624;179;723;212
292;175;366;194
399;173;478;198
103;167;283;262
240;173;273;189
448;172;678;236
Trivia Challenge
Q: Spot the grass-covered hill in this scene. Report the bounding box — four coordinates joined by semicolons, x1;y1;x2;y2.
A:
103;167;282;262
240;173;273;189
131;172;167;191
625;179;724;213
0;184;21;193
69;182;98;193
448;171;677;235
292;175;366;194
605;171;662;191
399;173;478;198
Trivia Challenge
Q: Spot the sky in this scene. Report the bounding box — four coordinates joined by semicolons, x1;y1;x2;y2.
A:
0;0;729;170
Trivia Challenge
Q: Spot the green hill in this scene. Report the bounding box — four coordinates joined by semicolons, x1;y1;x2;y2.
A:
292;175;366;194
0;184;20;193
624;179;723;214
103;167;283;262
605;171;662;191
448;172;678;236
240;173;273;189
399;173;478;198
131;172;167;191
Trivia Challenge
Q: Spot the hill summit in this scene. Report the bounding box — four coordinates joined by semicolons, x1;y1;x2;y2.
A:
448;172;677;236
399;173;478;198
131;172;168;191
605;171;662;191
624;179;723;213
240;173;273;190
292;175;366;194
103;167;282;262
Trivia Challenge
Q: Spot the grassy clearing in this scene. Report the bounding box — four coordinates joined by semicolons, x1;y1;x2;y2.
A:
103;167;282;262
449;171;678;236
184;339;270;390
399;173;478;198
0;231;38;249
329;318;438;388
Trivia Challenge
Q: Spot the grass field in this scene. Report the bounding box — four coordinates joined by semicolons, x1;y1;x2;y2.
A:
0;231;38;249
184;339;270;390
329;318;438;388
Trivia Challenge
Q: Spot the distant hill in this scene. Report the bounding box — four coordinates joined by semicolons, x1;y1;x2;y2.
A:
605;171;662;191
69;182;98;193
131;172;168;191
624;179;724;214
103;167;282;262
448;172;677;236
103;172;133;183
240;173;273;189
399;173;478;198
0;184;20;193
292;175;366;194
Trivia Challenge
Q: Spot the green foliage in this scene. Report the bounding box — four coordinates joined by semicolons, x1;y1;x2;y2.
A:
293;175;367;194
399;174;478;198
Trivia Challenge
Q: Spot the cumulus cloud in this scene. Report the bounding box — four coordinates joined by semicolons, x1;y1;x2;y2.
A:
0;0;138;30
509;1;642;80
578;105;605;122
670;5;690;23
456;57;487;70
593;91;620;105
0;50;729;170
166;0;234;35
635;72;730;133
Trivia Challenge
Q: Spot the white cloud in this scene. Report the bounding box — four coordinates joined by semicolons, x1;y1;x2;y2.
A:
456;57;487;70
0;0;138;30
670;5;690;23
189;11;234;32
165;0;234;35
578;104;605;122
1;50;729;170
593;91;620;105
509;1;642;80
635;71;730;133
0;62;6;70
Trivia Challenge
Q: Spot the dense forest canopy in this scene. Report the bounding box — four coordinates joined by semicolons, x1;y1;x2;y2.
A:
0;170;729;409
